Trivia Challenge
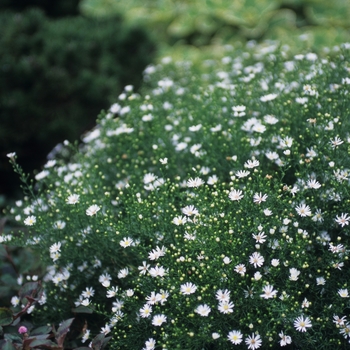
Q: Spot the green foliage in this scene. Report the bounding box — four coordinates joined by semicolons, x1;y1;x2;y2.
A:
0;8;156;199
80;0;350;53
4;41;350;349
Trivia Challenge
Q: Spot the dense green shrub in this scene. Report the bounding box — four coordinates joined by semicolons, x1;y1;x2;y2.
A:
0;0;81;17
0;8;156;199
81;0;350;52
4;41;350;349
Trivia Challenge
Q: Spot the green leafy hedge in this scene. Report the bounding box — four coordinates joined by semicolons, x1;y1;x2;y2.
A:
81;0;350;51
0;8;156;199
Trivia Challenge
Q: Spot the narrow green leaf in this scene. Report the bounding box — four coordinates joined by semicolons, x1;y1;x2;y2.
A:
71;306;93;314
30;325;52;336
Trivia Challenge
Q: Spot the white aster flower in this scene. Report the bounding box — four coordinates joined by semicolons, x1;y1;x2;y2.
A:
295;203;312;217
24;215;36;226
249;252;264;268
279;331;292;346
260;285;277;299
294;315;312;332
335;213;350;227
152;314;167;326
228;189;244;201
218;301;234;314
86;204;100;216
234;264;246;276
66;194;80;204
194;304;211;317
289;268;300;281
180;282;197;295
228;330;243;345
120;237;134;248
245;333;262;349
187;177;205;187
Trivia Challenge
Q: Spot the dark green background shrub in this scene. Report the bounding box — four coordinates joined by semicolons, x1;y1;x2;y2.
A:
0;8;156;199
0;0;81;17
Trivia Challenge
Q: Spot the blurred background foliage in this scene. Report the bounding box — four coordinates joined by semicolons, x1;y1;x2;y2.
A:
81;0;350;60
0;2;156;203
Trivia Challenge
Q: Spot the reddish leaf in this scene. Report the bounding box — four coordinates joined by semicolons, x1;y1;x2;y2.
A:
55;318;74;348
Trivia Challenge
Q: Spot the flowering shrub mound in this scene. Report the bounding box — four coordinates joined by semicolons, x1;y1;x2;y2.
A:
5;41;350;349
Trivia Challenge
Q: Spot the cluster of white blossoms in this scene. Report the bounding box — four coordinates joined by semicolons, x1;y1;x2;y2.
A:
7;41;350;350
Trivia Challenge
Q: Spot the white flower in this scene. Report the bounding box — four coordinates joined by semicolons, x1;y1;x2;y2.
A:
181;205;199;216
49;242;61;254
335;213;350;227
295;203;312;217
252;232;267;244
338;289;349;298
228;189;244;201
316;277;326;285
6;152;16;159
271;259;280;267
81;287;95;298
172;216;187;225
99;273;112;288
244;159;260;168
139;304;153;318
11;296;20;307
279;331;292;346
263;208;273;216
187;177;205;187
228;330;243;345
260;93;278;102
100;324;111;335
118;268;129;279
330;136;344;148
194;304;211;316
120;237;134;248
138;261;150;275
66;194;80;204
106;286;118;298
234;264;246;276
35;170;49;181
180;282;197;295
249;252;264;268
152;314;167;326
235;170;250;178
289;268;300;281
159;158;168;164
86;204;100;216
144;338;156;350
223;256;231;264
216;289;230;302
148;266;166;278
254;272;262;281
218;301;234;314
294;315;312;332
245;333;262;349
212;332;220;340
307;179;321;189
24;215;36;226
260;285;277;299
